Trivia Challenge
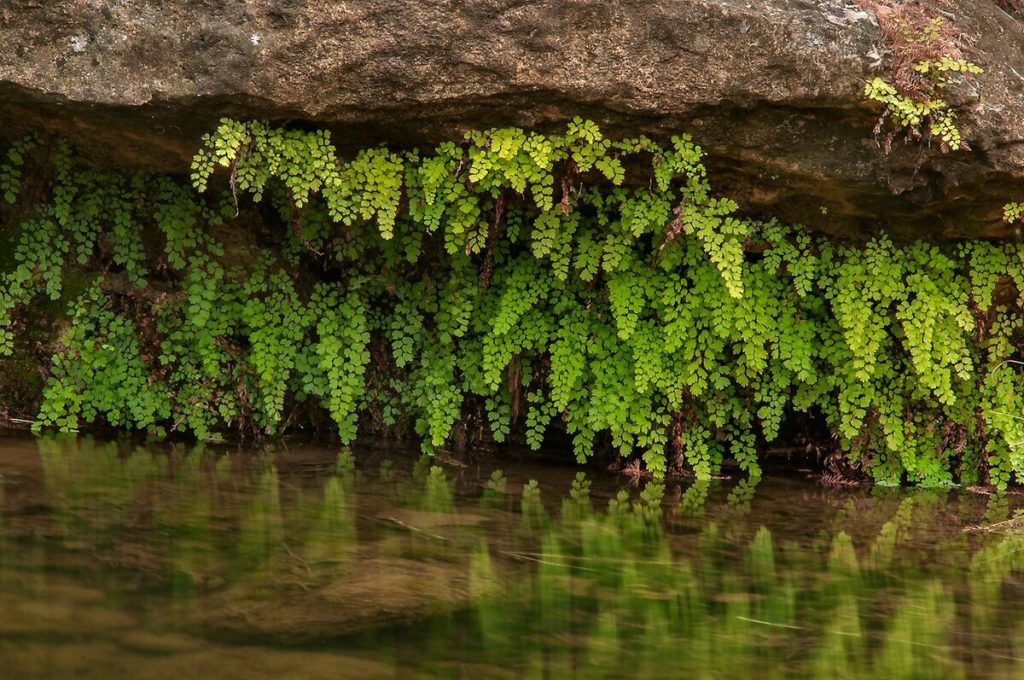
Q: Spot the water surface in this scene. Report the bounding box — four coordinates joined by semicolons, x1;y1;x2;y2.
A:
0;435;1022;678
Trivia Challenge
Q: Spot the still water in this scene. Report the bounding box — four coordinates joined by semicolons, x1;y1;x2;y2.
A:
1;435;1023;678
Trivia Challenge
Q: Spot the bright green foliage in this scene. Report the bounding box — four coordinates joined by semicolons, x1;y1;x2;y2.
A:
240;269;308;430
5;121;1024;489
309;285;371;443
0;218;68;354
1006;203;1023;224
35;285;171;433
864;56;982;152
0;135;38;204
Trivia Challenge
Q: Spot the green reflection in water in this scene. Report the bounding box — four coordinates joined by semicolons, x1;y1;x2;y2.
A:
1;436;1024;678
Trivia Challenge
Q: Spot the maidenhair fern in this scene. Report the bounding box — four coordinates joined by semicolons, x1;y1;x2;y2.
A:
865;55;982;152
1006;203;1023;224
0;134;38;204
2;120;1024;491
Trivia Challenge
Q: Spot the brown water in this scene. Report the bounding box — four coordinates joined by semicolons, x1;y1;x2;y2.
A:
1;434;1023;678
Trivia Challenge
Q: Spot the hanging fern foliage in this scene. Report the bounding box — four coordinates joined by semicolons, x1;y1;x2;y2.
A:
1;119;1023;489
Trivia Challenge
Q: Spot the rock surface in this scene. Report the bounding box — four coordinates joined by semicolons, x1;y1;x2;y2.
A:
1;0;1022;237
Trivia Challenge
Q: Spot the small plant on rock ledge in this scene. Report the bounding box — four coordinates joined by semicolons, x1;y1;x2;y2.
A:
858;5;982;153
1006;203;1023;224
865;56;982;152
